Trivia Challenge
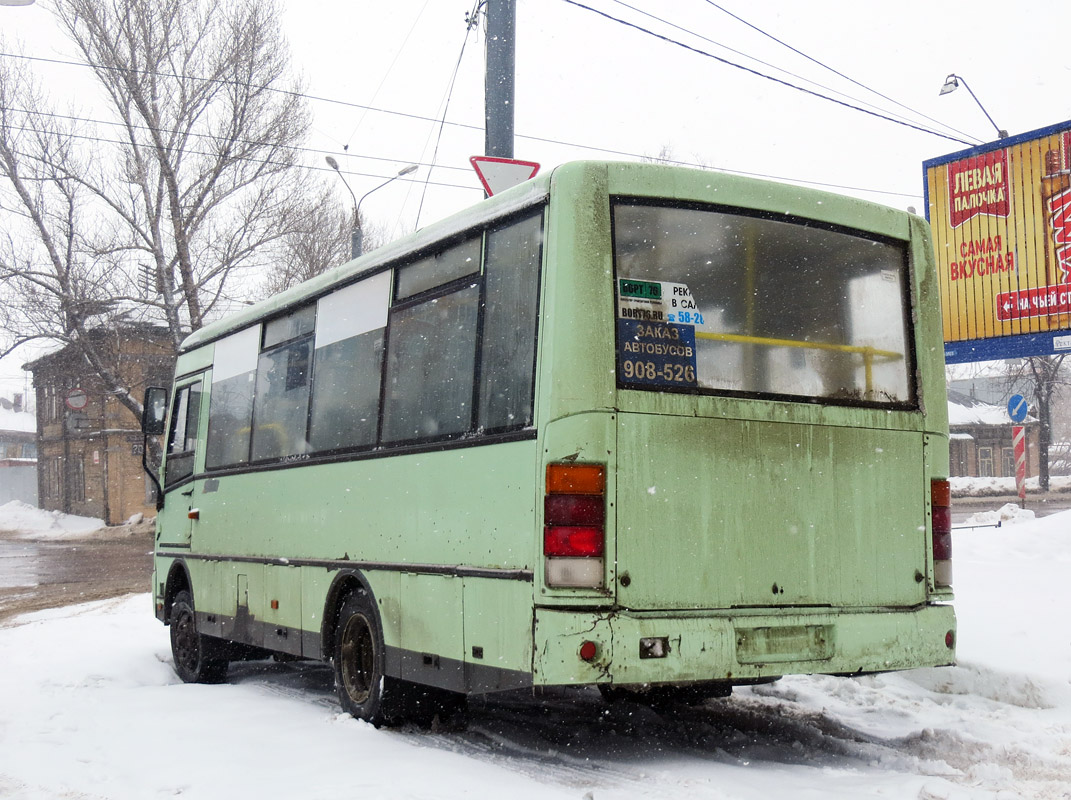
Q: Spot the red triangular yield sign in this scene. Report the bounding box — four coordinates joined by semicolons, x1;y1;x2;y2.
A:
470;156;540;196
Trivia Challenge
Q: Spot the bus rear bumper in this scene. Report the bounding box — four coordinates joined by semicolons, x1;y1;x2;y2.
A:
532;604;956;688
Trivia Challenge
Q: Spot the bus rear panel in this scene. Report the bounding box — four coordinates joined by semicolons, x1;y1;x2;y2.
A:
531;163;953;692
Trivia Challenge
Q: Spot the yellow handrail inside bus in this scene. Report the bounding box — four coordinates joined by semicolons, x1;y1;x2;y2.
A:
693;331;903;396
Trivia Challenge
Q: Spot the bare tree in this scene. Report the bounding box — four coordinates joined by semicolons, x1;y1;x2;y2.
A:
259;187;384;298
996;355;1069;491
1024;355;1068;491
0;0;322;420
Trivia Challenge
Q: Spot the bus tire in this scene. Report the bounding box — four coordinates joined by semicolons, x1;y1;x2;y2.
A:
169;590;228;684
333;590;403;726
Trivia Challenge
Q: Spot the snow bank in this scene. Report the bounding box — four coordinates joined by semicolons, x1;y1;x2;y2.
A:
0;500;105;538
952;474;1071;497
961;502;1035;527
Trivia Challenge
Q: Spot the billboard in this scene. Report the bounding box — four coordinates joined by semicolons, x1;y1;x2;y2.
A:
924;120;1071;363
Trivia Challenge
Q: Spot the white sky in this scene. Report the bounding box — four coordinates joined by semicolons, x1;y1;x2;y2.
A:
3;0;1069;387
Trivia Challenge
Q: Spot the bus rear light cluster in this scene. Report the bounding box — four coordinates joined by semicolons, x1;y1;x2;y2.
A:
544;463;605;589
931;479;952;588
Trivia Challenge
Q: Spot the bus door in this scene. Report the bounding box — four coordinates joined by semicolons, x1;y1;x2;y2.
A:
161;374;207;547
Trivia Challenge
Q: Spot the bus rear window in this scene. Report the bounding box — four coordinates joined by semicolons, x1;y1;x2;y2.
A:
612;202;916;407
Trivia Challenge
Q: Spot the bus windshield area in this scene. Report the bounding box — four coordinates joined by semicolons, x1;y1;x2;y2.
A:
612;201;916;407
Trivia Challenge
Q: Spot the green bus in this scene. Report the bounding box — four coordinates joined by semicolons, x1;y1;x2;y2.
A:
146;161;955;725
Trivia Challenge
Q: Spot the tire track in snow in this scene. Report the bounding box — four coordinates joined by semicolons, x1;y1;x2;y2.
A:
220;660;1071;798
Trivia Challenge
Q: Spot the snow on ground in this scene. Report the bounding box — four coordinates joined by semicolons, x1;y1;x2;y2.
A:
0;500;105;538
0;508;1069;799
952;475;1071;497
961;503;1036;527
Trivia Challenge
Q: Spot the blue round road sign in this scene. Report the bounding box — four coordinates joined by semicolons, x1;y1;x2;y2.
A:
1008;394;1028;423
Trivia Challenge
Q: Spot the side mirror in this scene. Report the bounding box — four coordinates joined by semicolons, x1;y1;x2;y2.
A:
143;387;168;436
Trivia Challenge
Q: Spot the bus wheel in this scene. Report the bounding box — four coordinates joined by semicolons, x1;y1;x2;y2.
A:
169;590;228;684
333;591;401;726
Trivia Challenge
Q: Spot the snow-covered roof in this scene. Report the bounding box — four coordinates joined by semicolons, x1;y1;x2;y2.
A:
0;403;35;434
947;388;1033;427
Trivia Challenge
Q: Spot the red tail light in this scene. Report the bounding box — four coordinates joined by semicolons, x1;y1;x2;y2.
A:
931;479;952;587
544;463;606;588
544;526;604;557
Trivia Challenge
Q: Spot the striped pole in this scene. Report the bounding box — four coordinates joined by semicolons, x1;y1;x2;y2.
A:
1013;425;1027;501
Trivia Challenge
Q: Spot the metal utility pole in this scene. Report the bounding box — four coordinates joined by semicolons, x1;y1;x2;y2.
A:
484;0;516;158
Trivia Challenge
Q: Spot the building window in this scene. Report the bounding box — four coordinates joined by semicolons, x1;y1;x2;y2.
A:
44;386;58;422
70;456;86;503
45;457;63;500
950;442;968;476
978;446;994;478
1001;447;1015;478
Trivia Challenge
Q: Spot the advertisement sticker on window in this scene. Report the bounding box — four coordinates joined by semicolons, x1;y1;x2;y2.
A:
617;278;704;325
617;279;698;388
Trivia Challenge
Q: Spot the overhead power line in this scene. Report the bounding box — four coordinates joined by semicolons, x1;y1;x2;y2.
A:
0;50;490;136
3;105;474;175
605;0;965;142
700;0;981;144
559;0;974;146
415;0;483;227
0;49;923;202
0;121;481;192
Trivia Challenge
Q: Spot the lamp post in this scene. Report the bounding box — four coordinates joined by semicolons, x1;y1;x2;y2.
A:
325;159;418;259
939;74;1008;140
354;164;418;259
325;156;359;260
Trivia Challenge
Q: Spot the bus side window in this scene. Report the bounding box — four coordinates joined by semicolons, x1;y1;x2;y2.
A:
250;305;316;462
478;210;543;431
308;272;390;453
382;283;480;442
205;326;260;469
164;380;202;486
251;338;312;461
395;236;481;299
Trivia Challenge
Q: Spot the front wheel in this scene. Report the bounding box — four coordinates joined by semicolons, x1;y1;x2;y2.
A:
169;590;228;684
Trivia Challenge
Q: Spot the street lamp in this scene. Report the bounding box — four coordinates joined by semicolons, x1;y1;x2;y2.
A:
325;156;359;260
354;164;419;258
0;1;36;6
939;74;1008;140
325;158;417;259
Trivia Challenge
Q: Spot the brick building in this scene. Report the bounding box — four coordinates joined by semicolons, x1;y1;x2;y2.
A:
25;327;174;524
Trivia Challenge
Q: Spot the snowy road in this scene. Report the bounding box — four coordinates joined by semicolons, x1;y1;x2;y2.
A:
1;507;1069;800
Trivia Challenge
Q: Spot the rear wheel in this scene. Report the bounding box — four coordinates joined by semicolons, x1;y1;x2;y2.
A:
333;591;404;726
169;590;228;684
